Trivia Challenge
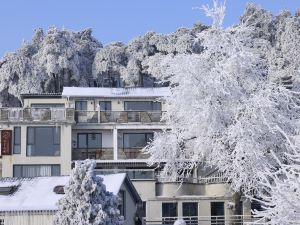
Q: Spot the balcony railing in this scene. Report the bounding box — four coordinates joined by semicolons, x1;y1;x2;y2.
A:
96;169;155;180
146;215;260;225
0;108;74;123
75;110;164;124
118;148;149;160
72;148;113;160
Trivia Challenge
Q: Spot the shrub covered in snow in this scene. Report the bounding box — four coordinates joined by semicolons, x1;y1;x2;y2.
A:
173;219;186;225
53;159;123;225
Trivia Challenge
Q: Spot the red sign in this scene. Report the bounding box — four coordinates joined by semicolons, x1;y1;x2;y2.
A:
1;130;12;155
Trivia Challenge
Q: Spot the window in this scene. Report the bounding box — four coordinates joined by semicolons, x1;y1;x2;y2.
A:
13;165;60;177
123;133;153;148
99;101;111;111
182;203;198;225
124;101;161;111
211;202;225;225
141;201;146;217
13;127;21;154
118;190;126;218
0;219;4;225
27;127;60;156
162;203;177;224
75;101;87;110
77;133;102;149
31;104;65;108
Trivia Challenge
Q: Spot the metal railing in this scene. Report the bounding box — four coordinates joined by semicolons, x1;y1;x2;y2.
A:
0;108;74;123
75;110;165;124
72;148;113;160
118;148;150;159
146;215;261;225
96;168;156;180
156;171;227;184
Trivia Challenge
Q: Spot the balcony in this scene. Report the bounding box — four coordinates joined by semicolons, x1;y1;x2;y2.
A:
96;169;155;180
0;108;74;123
75;111;164;124
118;148;149;160
72;148;113;160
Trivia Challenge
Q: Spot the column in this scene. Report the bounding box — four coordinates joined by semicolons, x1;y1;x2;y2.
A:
113;128;118;160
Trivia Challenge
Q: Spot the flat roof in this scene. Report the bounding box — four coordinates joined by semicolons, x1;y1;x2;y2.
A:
21;93;62;99
62;87;171;98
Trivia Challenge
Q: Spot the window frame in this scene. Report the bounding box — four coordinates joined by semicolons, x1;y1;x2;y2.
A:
77;133;102;149
26;127;61;157
124;101;161;111
75;100;88;111
13;127;21;154
13;164;61;177
123;133;153;149
162;202;178;218
118;190;126;219
99;101;112;111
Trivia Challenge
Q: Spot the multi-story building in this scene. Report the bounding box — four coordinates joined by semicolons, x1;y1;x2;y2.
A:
0;87;253;224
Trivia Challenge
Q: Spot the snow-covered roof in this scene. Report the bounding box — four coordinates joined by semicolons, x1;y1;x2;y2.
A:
0;173;126;212
62;87;171;98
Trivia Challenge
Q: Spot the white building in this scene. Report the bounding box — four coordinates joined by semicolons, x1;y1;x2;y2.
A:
0;173;141;225
0;87;254;224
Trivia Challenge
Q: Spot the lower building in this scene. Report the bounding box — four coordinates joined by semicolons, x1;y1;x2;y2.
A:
0;173;141;225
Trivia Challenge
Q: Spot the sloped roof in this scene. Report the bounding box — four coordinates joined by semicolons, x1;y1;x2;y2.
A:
0;173;127;212
62;87;171;98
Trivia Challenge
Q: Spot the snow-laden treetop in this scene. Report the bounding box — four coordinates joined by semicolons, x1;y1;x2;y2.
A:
0;4;300;107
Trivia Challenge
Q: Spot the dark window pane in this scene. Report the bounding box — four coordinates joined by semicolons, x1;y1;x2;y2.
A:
124;101;161;111
53;128;61;145
13;165;22;177
162;203;177;217
27;127;35;144
13;165;60;178
183;203;198;217
78;134;87;148
123;133;153;148
13;127;21;154
88;134;102;148
51;165;61;176
75;101;87;110
99;101;111;111
27;127;61;156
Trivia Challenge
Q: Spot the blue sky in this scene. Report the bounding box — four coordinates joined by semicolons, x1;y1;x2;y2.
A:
0;0;299;58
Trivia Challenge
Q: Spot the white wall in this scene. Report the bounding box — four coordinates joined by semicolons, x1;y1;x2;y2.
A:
1;124;72;177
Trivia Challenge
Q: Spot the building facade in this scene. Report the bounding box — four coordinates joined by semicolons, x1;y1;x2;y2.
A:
0;87;253;224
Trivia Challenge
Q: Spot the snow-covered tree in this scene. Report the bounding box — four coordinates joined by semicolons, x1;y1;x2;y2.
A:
144;3;300;224
173;219;186;225
253;153;300;225
53;159;123;225
0;27;101;106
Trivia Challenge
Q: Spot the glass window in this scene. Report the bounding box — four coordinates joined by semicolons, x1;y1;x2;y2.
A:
123;133;153;148
13;127;21;154
141;201;146;217
77;133;102;149
124;101;161;111
118;190;126;218
99;101;111;111
75;101;87;110
162;202;177;224
27;127;61;156
183;203;198;224
13;165;60;177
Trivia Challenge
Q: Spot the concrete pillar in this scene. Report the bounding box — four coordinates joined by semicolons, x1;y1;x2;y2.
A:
113;128;118;160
